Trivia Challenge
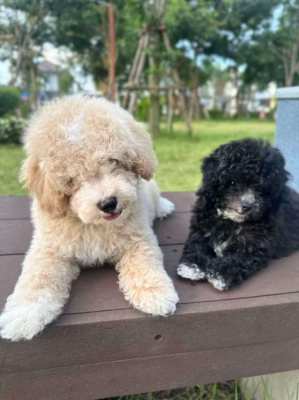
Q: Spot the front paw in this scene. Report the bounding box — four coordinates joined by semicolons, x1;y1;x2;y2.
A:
207;274;230;291
0;297;62;341
137;284;179;316
177;263;206;281
122;278;179;317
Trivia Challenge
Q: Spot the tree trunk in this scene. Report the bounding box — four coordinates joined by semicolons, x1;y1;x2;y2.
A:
148;33;161;136
182;91;193;137
107;3;116;101
29;62;38;111
162;31;192;135
167;89;174;133
283;41;299;87
190;87;200;120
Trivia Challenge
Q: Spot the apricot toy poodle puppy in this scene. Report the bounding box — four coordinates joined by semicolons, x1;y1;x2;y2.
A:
0;95;178;341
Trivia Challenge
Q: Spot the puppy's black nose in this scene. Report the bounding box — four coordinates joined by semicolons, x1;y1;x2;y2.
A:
98;197;118;213
241;200;253;212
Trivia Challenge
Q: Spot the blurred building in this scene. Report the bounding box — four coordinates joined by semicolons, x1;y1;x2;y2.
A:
38;60;60;101
200;79;277;118
247;82;277;117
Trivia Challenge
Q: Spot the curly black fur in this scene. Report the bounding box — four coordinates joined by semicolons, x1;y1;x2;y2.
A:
177;139;299;291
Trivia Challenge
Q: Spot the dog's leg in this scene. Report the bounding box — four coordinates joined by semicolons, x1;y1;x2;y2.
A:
146;179;175;219
0;247;79;341
177;262;206;281
156;196;175;219
117;232;179;316
177;233;211;281
206;254;269;291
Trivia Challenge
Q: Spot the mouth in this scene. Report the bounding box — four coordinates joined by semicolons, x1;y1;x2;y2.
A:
103;209;123;221
218;207;246;223
227;208;245;216
218;208;244;216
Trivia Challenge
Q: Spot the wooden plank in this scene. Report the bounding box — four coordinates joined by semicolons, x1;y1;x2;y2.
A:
1;293;299;375
1;248;299;374
0;213;191;255
55;250;299;312
154;212;190;245
2;250;299;315
0;196;30;220
0;220;32;255
162;192;195;212
2;336;299;400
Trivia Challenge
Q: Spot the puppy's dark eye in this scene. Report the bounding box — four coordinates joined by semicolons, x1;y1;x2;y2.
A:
109;158;120;166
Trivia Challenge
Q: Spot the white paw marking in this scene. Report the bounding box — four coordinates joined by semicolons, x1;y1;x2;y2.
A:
208;276;227;291
157;197;175;219
177;263;206;281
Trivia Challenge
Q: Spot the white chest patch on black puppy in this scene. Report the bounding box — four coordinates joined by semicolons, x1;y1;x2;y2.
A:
213;228;240;257
213;240;229;257
177;263;206;280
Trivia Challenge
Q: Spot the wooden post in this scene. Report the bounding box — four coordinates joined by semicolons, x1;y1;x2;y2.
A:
162;31;193;136
107;2;116;101
167;88;174;133
128;34;149;113
148;31;161;136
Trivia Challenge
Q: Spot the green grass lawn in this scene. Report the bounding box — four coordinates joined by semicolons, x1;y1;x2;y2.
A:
0;144;25;195
0;119;275;195
155;119;275;192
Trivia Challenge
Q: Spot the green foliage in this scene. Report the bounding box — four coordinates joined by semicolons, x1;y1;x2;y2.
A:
0;0;287;95
48;0;105;85
59;70;74;94
208;109;226;120
165;0;219;54
237;1;299;87
0;87;21;117
0;1;53;108
136;97;151;121
19;100;32;118
48;0;143;88
2;0;53;45
0;116;26;144
241;37;285;88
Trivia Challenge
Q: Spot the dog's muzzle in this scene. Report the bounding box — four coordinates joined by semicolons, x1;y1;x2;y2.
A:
97;197;122;220
97;197;118;213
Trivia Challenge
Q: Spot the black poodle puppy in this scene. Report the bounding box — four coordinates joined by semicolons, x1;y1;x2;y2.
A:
177;138;299;291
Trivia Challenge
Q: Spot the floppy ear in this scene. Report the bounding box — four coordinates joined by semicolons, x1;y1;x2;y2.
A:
201;154;219;186
20;157;69;217
128;122;157;180
262;147;289;188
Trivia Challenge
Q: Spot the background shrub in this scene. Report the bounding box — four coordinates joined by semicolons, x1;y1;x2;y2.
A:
0;87;21;117
0;116;26;144
136;96;150;121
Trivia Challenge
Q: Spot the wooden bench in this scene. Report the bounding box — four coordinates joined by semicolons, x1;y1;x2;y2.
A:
1;193;299;400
